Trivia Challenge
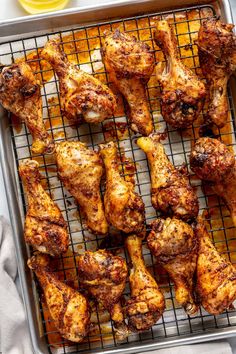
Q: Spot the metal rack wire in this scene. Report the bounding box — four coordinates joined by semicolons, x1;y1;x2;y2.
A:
1;3;236;354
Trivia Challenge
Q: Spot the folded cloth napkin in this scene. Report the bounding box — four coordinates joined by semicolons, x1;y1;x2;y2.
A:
141;341;232;354
0;216;32;354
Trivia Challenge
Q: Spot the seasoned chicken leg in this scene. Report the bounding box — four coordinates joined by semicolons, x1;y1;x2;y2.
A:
77;249;129;339
190;137;235;182
198;18;236;128
147;218;198;315
28;253;90;342
154;20;206;129
212;166;236;227
190;137;236;226
19;159;69;256
102;29;154;135
137;134;199;221
55;141;108;235
0;62;53;154
195;218;236;315
99;141;145;233
125;234;165;332
41;39;116;124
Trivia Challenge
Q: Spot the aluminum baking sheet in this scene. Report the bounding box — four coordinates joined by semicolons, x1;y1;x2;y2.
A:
0;1;236;354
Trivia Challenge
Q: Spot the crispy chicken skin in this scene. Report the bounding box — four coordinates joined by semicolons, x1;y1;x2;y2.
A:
190;137;236;226
0;62;53;154
190;137;235;182
212;165;236;227
137;134;199;221
55;141;108;235
154;20;206;129
28;253;90;342
99;141;145;234
195;218;236;315
125;234;165;332
102;29;154;136
19;159;69;256
198;18;236;128
77;249;129;339
41;39;116;124
148;218;198;315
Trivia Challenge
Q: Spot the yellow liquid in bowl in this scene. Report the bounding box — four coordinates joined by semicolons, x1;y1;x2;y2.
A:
18;0;70;14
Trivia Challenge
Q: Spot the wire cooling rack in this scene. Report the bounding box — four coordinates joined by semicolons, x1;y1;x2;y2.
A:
1;3;236;354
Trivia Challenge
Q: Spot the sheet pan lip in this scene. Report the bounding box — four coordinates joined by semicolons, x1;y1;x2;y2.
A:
0;0;233;39
0;0;129;23
0;0;233;26
0;0;152;35
0;107;43;354
221;0;234;23
0;0;235;353
74;329;236;354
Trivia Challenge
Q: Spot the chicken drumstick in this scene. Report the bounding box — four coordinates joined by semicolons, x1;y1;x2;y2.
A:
137;134;199;221
197;18;236;128
99;141;145;234
102;29;154;136
154;20;206;129
190;137;236;226
41;39;116;124
55;141;108;235
147;217;198;315
77;249;129;339
195;218;236;315
28;253;90;342
125;234;165;332
0;62;53;154
19;159;69;256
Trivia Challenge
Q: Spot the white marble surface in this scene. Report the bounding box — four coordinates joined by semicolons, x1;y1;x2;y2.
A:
0;0;236;352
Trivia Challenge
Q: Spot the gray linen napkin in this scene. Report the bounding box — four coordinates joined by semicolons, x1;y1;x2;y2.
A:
0;216;32;354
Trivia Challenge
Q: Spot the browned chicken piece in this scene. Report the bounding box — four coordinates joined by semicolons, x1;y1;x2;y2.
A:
147;218;198;315
125;234;165;332
198;18;236;128
55;141;108;235
19;159;69;256
99;141;145;234
0;62;53;154
102;29;154;136
190;137;236;226
28;253;90;342
212;165;236;227
41;39;116;124
195;217;236;314
154;20;206;129
137;134;199;221
190;137;235;182
77;249;129;339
